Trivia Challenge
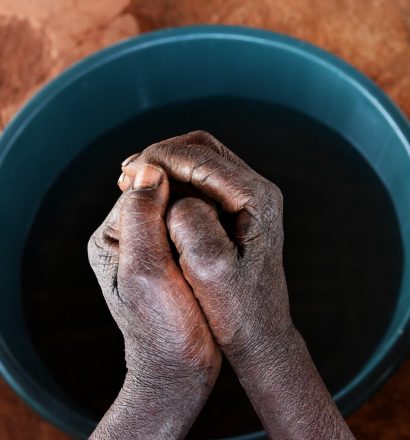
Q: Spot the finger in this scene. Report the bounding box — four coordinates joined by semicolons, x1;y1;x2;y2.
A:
121;131;249;182
118;164;173;283
184;130;249;169
144;143;283;253
118;166;215;336
121;132;282;250
166;197;237;283
88;193;129;254
139;143;263;214
88;194;128;291
117;172;132;192
118;171;217;208
121;152;140;169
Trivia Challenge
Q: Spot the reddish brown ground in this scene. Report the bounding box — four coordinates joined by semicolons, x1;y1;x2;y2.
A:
0;1;409;439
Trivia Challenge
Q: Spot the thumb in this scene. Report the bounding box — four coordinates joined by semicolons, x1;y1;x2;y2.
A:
166;197;237;285
118;164;172;284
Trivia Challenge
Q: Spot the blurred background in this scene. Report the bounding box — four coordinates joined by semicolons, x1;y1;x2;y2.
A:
0;1;409;439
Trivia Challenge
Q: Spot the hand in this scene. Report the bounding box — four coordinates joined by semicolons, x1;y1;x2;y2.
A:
119;131;289;363
88;163;221;439
119;131;355;440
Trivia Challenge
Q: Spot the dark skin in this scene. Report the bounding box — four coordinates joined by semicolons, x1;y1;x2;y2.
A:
88;163;221;439
90;131;355;439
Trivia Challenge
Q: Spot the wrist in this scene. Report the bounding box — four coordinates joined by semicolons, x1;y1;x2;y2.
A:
228;325;354;440
228;320;299;382
125;360;217;403
91;363;218;440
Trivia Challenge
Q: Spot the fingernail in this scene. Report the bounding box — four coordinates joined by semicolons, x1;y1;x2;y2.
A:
117;173;125;185
133;164;163;190
121;153;140;168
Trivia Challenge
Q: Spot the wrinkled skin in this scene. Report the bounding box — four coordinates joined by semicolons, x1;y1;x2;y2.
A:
88;163;221;439
116;131;355;440
121;131;289;361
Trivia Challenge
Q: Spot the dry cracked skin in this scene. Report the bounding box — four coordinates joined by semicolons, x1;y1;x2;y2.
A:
91;131;355;439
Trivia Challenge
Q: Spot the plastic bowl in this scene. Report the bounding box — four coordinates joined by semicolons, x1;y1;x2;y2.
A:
0;26;409;439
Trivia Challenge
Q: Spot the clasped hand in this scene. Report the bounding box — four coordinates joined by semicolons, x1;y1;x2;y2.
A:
88;131;354;440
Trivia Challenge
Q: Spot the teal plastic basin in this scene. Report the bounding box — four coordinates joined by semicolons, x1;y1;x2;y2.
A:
0;26;409;439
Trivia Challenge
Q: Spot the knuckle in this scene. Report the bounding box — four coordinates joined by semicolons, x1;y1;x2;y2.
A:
247;180;283;232
87;230;119;277
87;228;105;259
169;197;211;227
190;157;217;184
193;129;213;138
181;248;233;283
187;129;214;144
145;138;179;161
263;179;282;199
271;183;284;207
263;181;283;210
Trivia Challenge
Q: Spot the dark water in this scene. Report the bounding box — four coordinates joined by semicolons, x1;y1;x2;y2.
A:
22;97;403;438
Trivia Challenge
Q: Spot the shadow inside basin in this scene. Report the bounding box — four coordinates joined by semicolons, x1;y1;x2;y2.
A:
22;97;403;439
